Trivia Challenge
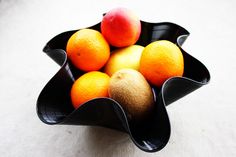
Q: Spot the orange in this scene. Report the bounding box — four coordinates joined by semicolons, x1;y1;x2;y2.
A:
70;71;110;109
66;29;110;72
139;40;184;87
104;45;144;76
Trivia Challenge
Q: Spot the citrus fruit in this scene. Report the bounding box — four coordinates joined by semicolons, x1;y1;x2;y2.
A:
104;45;144;76
71;71;110;109
101;7;141;47
66;29;110;72
109;69;154;120
139;40;184;87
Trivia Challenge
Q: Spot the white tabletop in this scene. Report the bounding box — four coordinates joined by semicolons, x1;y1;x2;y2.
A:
0;0;235;156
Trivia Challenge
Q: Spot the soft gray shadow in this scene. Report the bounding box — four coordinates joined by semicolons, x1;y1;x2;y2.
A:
81;126;135;157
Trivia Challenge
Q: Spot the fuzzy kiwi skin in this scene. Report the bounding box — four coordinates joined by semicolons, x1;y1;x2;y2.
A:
108;69;155;121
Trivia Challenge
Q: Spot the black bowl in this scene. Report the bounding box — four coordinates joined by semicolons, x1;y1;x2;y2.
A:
36;21;210;152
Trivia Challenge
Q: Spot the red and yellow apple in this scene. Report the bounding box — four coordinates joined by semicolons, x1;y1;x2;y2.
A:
101;8;141;47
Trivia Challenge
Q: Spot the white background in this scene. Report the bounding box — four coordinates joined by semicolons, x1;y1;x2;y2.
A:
0;0;236;156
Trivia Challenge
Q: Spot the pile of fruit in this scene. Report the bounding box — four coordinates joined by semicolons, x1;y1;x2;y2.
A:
66;8;184;121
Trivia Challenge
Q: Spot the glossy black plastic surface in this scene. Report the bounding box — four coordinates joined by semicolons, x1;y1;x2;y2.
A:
37;21;210;152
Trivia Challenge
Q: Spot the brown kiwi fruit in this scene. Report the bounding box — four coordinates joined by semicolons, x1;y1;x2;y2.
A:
108;69;155;121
